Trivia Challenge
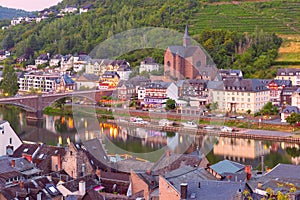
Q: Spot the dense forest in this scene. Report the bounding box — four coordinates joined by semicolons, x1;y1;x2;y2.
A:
0;0;291;78
0;6;31;20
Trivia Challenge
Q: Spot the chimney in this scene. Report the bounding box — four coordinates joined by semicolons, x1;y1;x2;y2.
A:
57;154;62;171
165;150;170;157
180;183;188;200
245;165;252;180
47;175;52;182
81;163;85;177
79;180;86;196
19;181;24;189
146;169;151;175
37;192;42;200
11;159;15;167
257;182;262;189
96;169;101;177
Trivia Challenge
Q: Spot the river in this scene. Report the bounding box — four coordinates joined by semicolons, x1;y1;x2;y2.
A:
1;105;300;170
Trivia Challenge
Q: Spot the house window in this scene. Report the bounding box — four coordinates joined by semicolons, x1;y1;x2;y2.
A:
9;138;12;144
70;151;73;156
248;98;250;102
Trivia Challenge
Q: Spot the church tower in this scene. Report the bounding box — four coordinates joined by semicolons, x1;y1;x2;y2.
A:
183;25;191;48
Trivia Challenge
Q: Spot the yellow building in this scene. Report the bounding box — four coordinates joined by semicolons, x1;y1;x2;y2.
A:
212;79;270;113
275;68;300;86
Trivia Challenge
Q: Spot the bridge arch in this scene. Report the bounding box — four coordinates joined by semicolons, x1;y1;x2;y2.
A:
0;102;36;112
40;93;97;110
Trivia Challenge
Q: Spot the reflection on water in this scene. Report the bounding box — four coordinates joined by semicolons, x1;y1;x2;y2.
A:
0;106;299;168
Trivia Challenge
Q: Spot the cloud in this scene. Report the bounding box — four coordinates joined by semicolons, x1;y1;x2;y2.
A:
0;0;63;11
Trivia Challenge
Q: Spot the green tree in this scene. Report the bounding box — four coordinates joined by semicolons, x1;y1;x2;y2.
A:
211;102;219;111
1;66;18;96
260;102;279;115
286;112;300;131
165;99;176;111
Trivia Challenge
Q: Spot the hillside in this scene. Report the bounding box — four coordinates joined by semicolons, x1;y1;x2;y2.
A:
0;6;31;20
0;0;299;78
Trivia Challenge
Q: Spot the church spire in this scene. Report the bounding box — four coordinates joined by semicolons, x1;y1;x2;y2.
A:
183;25;191;48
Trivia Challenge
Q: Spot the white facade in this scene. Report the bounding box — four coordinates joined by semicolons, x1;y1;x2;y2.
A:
212;90;270;113
117;70;131;80
138;87;146;100
18;73;60;93
50;59;61;67
11;17;24;26
76;81;98;90
35;59;48;66
139;63;159;73
166;82;179;100
0;121;22;156
292;89;300;108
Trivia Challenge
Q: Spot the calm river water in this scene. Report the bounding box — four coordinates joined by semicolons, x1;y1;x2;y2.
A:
1;106;300;170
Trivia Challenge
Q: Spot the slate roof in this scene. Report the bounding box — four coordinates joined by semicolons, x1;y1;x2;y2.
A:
109;60;129;67
169;179;246;200
102;71;120;79
165;166;216;181
151;153;209;176
145;82;172;89
265;163;300;181
141;57;157;64
282;106;300;114
12;143;40;157
219;79;268;92
209;160;245;175
89;59;111;65
207;81;224;90
0;176;61;200
36;54;49;60
277;68;300;76
281;86;299;94
271;79;292;87
82;139;111;170
62;176;99;193
117;65;131;72
82;189;104;200
114;158;154;173
0;156;35;174
77;74;99;82
56;74;75;85
52;54;63;59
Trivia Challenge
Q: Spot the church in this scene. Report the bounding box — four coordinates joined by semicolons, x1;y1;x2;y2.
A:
164;26;217;81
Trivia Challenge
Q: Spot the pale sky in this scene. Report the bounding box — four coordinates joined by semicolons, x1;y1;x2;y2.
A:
0;0;63;11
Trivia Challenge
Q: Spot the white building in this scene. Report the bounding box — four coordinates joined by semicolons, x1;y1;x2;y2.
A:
117;65;131;80
73;55;90;72
61;7;78;14
35;54;49;66
0;121;22;156
212;79;270;113
18;72;60;93
85;59;110;76
11;17;24;26
76;73;99;90
49;54;63;67
276;68;300;86
139;58;159;73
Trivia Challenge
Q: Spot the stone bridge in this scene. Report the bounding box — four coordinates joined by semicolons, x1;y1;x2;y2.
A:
0;90;113;120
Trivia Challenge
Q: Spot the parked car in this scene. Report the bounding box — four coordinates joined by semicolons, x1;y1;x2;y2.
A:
216;114;224;118
236;116;245;119
220;126;233;132
230;115;237;119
